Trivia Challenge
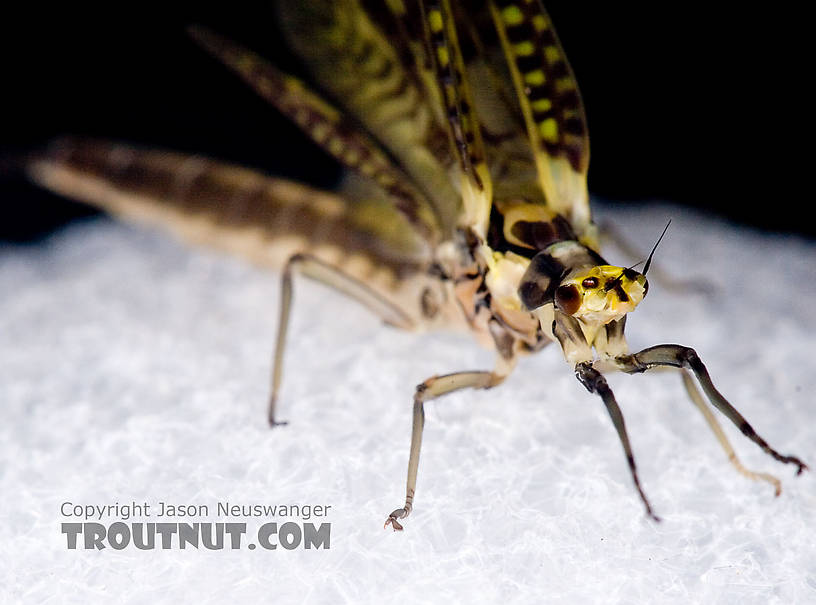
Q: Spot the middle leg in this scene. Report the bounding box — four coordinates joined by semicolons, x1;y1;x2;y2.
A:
384;361;514;531
680;370;782;495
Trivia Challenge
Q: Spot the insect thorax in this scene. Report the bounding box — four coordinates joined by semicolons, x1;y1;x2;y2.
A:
447;201;647;366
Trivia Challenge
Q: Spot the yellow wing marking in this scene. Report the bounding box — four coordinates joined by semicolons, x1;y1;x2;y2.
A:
421;0;494;239
488;0;592;239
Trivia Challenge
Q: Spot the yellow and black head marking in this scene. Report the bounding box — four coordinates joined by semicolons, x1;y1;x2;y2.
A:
24;0;808;533
540;220;667;326
554;264;648;322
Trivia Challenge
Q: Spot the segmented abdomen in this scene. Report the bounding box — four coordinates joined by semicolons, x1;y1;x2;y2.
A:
27;138;431;291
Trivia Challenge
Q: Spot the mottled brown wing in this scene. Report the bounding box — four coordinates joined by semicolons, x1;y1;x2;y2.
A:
188;25;442;246
277;0;465;237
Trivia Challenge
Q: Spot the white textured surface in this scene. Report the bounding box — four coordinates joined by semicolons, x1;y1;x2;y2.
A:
1;203;814;604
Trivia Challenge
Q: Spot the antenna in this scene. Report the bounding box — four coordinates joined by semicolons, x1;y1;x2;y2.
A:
642;219;672;276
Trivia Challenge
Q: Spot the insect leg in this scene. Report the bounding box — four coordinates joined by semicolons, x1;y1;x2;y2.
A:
384;365;512;531
269;253;416;427
574;362;660;521
680;370;782;495
614;345;808;474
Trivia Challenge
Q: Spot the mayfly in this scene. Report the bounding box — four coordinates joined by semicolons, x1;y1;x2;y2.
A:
26;0;807;530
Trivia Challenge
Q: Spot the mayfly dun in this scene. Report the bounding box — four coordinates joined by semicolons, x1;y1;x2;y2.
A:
25;0;807;531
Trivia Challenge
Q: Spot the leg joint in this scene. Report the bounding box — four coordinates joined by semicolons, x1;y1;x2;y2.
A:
575;361;606;394
677;346;699;367
287;252;308;266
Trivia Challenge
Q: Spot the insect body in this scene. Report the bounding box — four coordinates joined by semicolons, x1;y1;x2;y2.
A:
27;0;807;530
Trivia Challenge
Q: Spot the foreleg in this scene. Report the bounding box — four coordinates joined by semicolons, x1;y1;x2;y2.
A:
614;345;808;475
574;362;660;521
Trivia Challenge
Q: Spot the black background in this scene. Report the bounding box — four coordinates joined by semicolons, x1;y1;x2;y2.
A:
2;3;813;241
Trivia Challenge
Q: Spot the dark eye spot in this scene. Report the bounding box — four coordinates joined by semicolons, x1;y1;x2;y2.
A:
581;277;599;289
555;284;581;315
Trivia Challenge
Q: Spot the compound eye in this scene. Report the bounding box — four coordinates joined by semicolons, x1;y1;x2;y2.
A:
581;277;599;289
554;284;581;315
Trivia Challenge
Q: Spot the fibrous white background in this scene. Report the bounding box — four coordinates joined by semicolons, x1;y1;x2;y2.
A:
1;203;814;604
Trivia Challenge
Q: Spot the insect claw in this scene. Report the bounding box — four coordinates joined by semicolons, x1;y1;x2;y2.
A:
266;394;289;428
637;485;661;522
384;518;403;531
267;410;289;428
384;508;408;531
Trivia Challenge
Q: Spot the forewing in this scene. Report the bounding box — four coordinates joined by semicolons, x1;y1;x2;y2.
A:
278;0;464;237
489;0;592;236
416;0;495;238
188;26;441;245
